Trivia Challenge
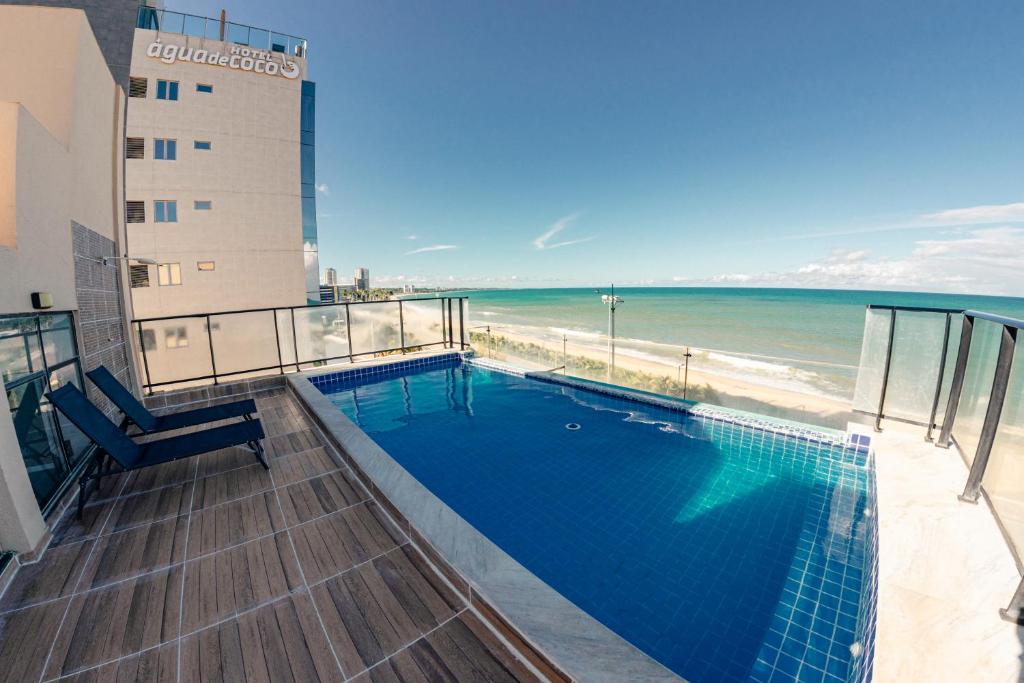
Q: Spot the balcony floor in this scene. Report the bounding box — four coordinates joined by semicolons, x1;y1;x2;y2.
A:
0;390;539;682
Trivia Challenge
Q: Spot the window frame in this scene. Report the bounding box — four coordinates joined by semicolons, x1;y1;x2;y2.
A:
193;140;212;151
196;83;214;93
156;79;179;101
197;261;216;272
157;263;182;287
193;200;212;211
154;138;177;161
154;200;178;223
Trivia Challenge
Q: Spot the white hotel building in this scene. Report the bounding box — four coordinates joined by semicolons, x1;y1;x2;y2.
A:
125;7;320;320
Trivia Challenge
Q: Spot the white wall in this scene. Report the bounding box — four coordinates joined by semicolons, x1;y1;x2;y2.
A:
126;29;309;318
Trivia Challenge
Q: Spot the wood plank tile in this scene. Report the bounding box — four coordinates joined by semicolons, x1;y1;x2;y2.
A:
60;641;177;682
77;515;188;591
180;592;342;683
0;596;70;682
45;566;183;679
291;503;404;584
277;470;368;526
121;458;196;497
50;500;115;547
191;465;273;511
196;446;264;479
181;532;302;633
425;614;529;682
105;483;193;534
0;539;92;612
452;611;540;682
273;447;340;486
311;547;462;677
265;429;320;459
186;490;286;559
377;546;463;624
349;651;433;683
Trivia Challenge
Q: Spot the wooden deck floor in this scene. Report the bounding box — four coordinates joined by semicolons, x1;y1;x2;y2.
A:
0;390;540;682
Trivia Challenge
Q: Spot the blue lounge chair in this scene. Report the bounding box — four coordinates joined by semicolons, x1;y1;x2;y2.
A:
47;383;267;517
86;366;257;434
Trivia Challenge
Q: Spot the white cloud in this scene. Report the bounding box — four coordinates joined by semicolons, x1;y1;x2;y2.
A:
676;227;1024;295
315;183;329;195
922;202;1024;224
405;244;458;255
532;212;594;250
406;234;418;240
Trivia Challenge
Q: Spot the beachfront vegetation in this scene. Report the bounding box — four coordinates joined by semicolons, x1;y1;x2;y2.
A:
470;332;723;404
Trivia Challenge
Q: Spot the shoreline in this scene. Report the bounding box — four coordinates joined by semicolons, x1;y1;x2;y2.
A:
475;328;857;428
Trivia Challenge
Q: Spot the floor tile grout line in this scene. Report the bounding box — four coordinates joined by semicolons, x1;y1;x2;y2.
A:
37;469;136;683
264;446;349;680
0;498;385;616
303;542;411;593
344;607;469;682
175;456;200;683
42;639;171;682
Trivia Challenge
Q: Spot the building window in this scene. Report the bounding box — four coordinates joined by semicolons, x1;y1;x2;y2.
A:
129;265;150;288
197;261;216;271
194;200;212;210
154;138;177;160
126;201;145;223
141;329;156;352
194;140;211;151
156;80;179;100
1;313;88;509
154;200;177;223
196;83;213;93
126;137;145;159
128;77;148;98
165;327;189;349
157;263;181;286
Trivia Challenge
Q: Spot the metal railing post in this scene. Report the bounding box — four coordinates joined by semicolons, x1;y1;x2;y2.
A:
272;310;284;375
136;321;153;395
345;303;354;362
447;299;454;349
925;312;952;441
959;324;1017;503
440;300;447;347
205;315;218;385
937;315;974;448
458;298;465;349
290;308;300;371
999;576;1024;625
398;300;406;353
874;308;897;432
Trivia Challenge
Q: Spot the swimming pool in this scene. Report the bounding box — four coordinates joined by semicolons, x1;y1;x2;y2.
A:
311;355;876;682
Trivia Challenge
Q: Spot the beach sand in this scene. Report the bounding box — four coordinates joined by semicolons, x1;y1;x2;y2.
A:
475;328;858;429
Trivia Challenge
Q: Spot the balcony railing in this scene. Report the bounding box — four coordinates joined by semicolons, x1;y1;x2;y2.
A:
137;6;308;58
132;297;467;393
854;304;1024;622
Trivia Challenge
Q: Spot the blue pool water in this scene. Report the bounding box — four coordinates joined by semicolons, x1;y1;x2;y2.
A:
319;357;876;683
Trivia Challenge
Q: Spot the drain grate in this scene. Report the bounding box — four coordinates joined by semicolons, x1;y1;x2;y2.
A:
565;423;581;431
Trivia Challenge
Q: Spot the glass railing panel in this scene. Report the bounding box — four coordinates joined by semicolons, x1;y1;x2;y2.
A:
226;22;250;45
209;311;281;376
138;317;214;388
182;14;208;38
954;318;1003;463
0;316;43;385
39;313;76;367
249;28;270;51
45;363;90;466
293;305;349;364
852;308;893;413
349;303;402;355
982;338;1024;560
881;311;951;424
160;10;186;34
276;309;297;367
402;300;446;349
6;375;67;506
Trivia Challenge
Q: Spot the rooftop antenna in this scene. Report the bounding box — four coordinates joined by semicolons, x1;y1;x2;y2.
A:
219;9;226;42
597;284;623;380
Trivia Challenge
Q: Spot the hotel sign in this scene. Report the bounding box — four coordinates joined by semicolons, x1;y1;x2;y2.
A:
147;41;300;79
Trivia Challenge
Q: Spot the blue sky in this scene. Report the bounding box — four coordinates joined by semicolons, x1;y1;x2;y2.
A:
173;1;1024;294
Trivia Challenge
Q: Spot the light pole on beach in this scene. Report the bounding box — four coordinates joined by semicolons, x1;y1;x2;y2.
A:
596;285;623;380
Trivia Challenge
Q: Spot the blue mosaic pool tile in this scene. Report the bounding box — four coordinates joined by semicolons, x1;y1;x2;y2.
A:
315;356;878;683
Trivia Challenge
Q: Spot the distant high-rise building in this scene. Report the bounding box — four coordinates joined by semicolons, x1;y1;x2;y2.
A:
324;267;338;285
354;267;369;290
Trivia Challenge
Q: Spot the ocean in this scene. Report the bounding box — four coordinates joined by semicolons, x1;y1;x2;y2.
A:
447;287;1024;402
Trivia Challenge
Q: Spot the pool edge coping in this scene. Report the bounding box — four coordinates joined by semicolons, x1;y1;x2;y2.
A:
287;358;684;683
